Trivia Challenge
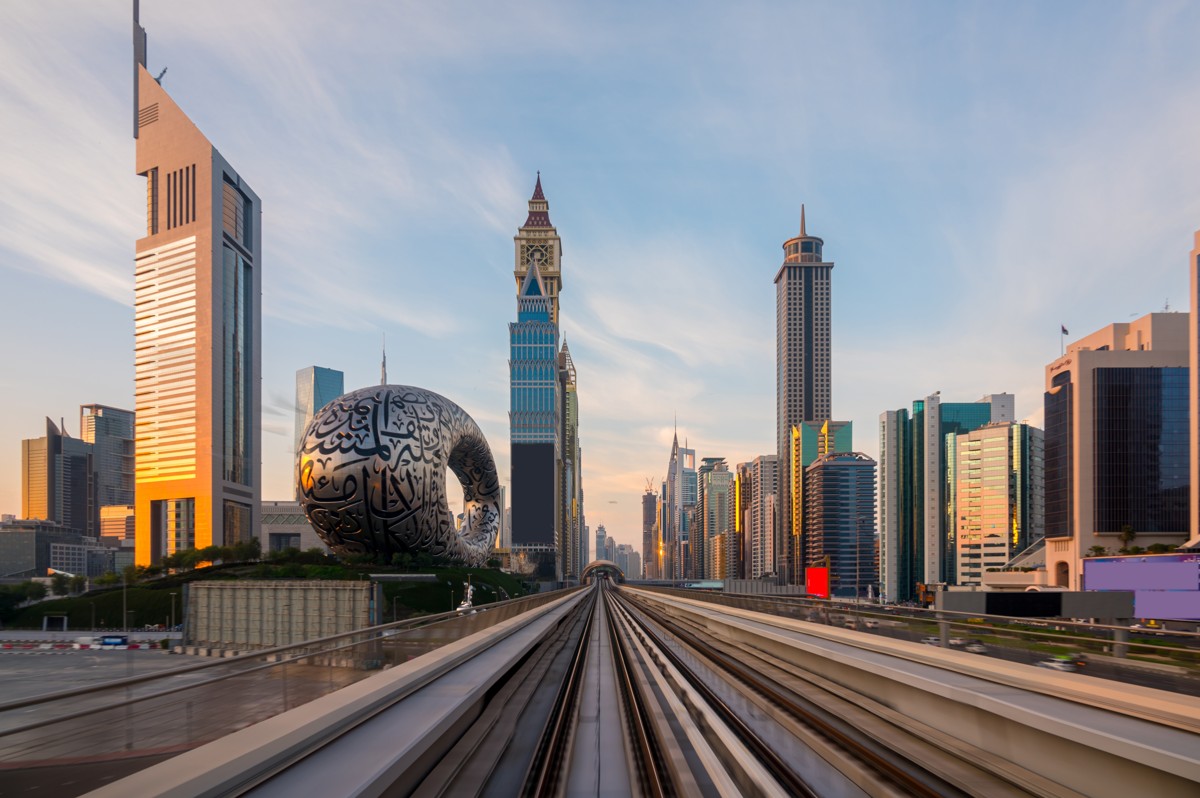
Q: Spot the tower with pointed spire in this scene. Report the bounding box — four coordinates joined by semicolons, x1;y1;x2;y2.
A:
513;172;564;324
775;205;834;583
509;175;566;579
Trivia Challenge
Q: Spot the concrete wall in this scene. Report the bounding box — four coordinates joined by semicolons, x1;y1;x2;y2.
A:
185;580;372;652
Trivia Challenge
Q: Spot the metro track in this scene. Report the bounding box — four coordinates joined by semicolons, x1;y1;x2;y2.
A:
82;581;1200;797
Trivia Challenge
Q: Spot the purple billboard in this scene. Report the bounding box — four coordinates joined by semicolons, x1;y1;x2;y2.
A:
1083;554;1200;620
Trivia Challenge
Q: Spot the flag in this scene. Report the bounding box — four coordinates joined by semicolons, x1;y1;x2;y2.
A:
1061;325;1069;336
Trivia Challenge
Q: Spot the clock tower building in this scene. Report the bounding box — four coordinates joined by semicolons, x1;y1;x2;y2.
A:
514;172;563;324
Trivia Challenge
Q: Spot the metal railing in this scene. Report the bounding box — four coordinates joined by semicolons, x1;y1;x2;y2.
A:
0;588;577;781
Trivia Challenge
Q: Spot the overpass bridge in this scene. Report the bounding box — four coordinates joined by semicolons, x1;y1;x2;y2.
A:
0;583;1197;796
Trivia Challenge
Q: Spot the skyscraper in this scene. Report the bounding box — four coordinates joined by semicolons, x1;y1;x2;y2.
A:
748;455;778;578
787;419;853;580
294;366;344;498
22;418;95;536
133;8;261;563
879;393;1014;602
952;422;1044;586
559;341;583;580
510;184;562;578
1045;314;1189;589
804;452;877;598
80;405;134;509
642;484;659;578
662;432;697;579
776;207;833;583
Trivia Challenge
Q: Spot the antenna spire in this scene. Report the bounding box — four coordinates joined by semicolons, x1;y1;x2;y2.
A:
800;204;807;237
381;333;387;385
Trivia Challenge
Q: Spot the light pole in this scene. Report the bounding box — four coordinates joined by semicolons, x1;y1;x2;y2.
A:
392;595;398;623
169;592;177;633
121;571;128;634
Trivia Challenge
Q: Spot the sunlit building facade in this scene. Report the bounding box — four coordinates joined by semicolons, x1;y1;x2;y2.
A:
1045;314;1189;590
22;418;95;537
952;422;1044;586
133;12;261;563
749;455;778;578
776;207;834;584
879;393;1014;602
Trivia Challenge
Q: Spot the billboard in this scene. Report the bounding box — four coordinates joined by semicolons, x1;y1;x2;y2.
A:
1083;554;1200;620
511;443;557;546
805;566;830;599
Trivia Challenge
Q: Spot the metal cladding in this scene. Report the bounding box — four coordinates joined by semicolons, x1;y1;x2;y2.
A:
297;385;501;566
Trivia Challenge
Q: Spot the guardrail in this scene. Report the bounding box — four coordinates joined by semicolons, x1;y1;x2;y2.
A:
0;587;576;789
642;587;1200;676
626;587;1200;797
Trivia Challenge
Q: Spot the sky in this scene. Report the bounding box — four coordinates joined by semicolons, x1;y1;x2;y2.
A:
3;1;1200;554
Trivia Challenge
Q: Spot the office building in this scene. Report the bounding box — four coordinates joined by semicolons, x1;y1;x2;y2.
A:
803;452;877;598
642;485;659;579
100;505;136;542
662;432;697;579
559;342;583;580
133;10;261;563
294;367;344;498
261;500;331;553
879;393;1014;602
0;518;109;578
510;177;563;579
691;458;732;579
22;418;95;537
787;419;852;580
734;462;753;581
776;207;834;583
952;422;1044;586
1044;314;1189;589
748;455;778;578
80;405;134;509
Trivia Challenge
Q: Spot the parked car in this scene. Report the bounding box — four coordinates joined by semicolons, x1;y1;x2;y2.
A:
921;636;942;646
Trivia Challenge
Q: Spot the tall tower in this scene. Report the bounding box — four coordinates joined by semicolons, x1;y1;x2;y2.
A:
775;206;833;583
294;367;344;499
509;251;561;578
513;173;563;324
133;6;261;564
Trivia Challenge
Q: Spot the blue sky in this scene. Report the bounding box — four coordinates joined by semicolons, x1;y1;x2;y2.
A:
2;1;1200;551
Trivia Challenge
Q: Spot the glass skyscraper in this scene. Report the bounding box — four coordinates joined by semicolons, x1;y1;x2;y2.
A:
510;176;563;579
879;393;1014;602
804;452;877;599
294;366;344;498
1043;313;1190;589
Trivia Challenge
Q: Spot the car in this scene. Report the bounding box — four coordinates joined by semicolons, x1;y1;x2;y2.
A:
843;619;857;629
948;637;967;647
862;619;879;629
965;641;987;654
921;636;942;646
1037;657;1077;672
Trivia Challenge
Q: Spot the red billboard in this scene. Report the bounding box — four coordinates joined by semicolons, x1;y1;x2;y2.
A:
805;566;830;599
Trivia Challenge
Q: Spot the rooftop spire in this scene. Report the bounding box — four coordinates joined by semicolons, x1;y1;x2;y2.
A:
381;333;387;385
531;171;545;201
800;204;806;237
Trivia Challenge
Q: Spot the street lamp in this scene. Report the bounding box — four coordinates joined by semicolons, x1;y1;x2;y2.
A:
391;595;399;623
169;592;177;632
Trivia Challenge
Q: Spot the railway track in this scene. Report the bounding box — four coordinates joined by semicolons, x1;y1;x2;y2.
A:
82;581;1200;797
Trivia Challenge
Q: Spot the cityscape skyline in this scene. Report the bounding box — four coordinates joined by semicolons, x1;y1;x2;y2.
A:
4;3;1200;553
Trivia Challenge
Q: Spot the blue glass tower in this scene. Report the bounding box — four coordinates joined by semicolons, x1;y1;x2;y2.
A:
510;177;563;577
